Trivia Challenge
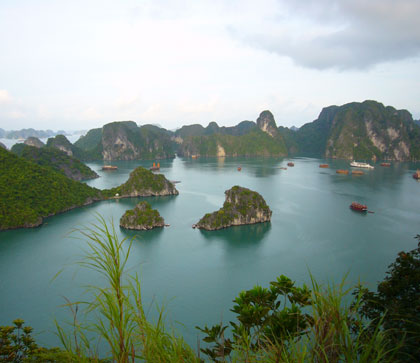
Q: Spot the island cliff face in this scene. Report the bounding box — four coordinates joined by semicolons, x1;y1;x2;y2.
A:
195;186;272;230
120;201;165;230
24;137;45;148
47;135;74;156
106;166;178;198
281;101;420;161
257;110;279;138
178;111;287;158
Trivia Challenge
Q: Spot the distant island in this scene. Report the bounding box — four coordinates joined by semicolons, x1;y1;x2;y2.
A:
0;146;178;231
194;186;272;230
120;201;165;230
66;100;420;162
0;128;69;139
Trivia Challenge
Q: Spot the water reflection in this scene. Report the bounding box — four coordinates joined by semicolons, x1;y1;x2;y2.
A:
199;222;271;245
120;225;164;242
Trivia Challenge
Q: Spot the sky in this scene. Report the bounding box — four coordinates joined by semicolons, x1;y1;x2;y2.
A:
0;0;419;131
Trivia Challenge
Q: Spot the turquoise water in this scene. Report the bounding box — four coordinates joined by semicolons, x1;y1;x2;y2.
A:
1;157;419;348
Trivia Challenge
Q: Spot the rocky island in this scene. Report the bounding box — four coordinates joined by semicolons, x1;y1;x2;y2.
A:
194;186;272;230
105;166;178;198
120;201;165;230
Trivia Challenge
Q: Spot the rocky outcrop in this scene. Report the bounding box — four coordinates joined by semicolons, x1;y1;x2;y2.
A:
24;137;45;148
47;135;74;156
120;201;165;230
257;111;279;138
106;166;178;198
194;186;272;230
288;101;420;161
0;141;6;149
323;101;417;161
101;122;175;161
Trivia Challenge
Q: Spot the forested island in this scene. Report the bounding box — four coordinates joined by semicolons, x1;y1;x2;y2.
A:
66;100;420;162
120;201;165;230
195;186;272;230
0;147;177;230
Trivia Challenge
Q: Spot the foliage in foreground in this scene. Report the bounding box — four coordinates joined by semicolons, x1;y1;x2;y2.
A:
0;319;77;362
356;235;420;362
3;219;419;362
55;216;198;362
197;275;398;362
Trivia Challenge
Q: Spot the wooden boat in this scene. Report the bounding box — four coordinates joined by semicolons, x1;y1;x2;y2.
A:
150;162;160;171
287;162;294;167
352;170;364;175
413;170;420;180
319;164;329;168
380;162;391;167
280;167;287;170
336;169;349;175
350;202;368;212
102;165;118;171
237;167;242;171
191;155;198;159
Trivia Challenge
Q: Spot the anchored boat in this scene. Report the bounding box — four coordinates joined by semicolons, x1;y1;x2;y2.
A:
150;162;160;171
102;165;118;171
413;170;420;180
350;202;368;212
350;161;374;169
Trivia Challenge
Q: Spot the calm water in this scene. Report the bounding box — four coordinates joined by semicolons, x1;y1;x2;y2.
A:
1;157;419;348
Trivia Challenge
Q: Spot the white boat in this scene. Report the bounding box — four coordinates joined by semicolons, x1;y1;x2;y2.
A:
350;161;374;169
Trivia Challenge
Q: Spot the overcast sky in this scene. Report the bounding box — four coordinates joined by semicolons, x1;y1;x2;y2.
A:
0;0;419;131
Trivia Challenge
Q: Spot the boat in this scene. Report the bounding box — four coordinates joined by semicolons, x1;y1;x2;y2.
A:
336;169;349;175
319;164;329;168
191;155;198;159
380;162;391;167
350;202;368;212
350;161;374;169
287;162;294;167
352;170;364;175
102;165;118;171
413;170;420;180
237;167;242;171
150;162;160;171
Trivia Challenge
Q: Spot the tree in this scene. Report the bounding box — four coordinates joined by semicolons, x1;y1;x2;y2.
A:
357;235;420;361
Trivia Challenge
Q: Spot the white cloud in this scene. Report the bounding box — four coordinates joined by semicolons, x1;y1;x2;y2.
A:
0;90;12;104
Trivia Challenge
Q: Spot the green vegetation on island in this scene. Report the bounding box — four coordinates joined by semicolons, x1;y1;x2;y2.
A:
0;150;177;231
0;147;102;230
178;111;287;158
195;186;272;230
120;201;165;230
104;166;178;198
282;100;420;161
3;219;418;362
11;143;98;181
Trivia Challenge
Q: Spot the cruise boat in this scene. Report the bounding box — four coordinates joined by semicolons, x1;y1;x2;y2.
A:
350;161;374;169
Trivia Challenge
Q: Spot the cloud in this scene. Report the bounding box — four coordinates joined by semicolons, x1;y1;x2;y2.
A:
235;0;420;70
0;90;13;104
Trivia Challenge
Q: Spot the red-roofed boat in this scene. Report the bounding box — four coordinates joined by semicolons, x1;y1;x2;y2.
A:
350;202;368;212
